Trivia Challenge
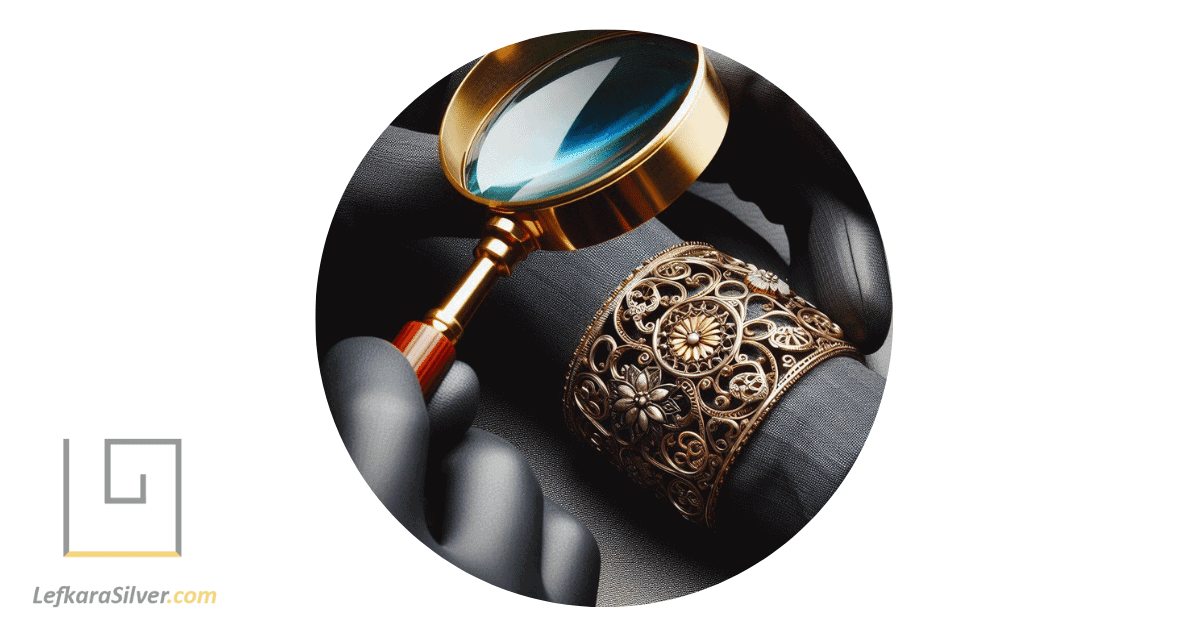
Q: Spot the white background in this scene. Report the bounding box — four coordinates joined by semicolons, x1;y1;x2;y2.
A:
2;1;1196;625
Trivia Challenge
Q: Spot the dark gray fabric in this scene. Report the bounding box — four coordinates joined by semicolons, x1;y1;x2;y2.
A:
722;357;884;553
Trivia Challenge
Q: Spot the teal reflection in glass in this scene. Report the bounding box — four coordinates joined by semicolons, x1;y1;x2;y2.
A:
465;34;698;203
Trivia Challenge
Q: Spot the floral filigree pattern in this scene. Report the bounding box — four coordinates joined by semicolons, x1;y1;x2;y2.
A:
769;325;813;351
654;300;739;376
564;242;862;527
667;313;722;362
612;366;672;434
745;264;790;297
729;371;768;401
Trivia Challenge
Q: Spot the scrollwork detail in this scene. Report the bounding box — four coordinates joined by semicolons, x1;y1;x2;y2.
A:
563;242;862;527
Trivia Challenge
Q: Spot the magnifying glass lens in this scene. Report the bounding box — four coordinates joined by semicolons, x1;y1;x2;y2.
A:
400;32;727;398
464;33;698;203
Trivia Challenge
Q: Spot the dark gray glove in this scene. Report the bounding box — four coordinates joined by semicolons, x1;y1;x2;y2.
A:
321;337;600;605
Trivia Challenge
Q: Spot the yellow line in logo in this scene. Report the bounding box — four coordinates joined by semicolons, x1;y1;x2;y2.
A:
64;551;181;557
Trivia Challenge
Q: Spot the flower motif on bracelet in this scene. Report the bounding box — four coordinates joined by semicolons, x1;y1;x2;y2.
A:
612;365;674;434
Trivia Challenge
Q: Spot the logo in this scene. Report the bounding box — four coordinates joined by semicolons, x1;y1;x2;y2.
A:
62;439;182;557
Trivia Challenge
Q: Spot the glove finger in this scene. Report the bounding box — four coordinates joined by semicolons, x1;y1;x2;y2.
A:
433;428;548;599
540;498;601;606
700;50;892;352
807;186;893;352
425;360;479;455
319;336;433;542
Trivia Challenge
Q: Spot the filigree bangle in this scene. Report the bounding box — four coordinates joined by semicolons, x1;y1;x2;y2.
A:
563;242;863;527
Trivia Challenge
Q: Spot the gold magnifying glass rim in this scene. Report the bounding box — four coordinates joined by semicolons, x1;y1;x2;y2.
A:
439;30;729;251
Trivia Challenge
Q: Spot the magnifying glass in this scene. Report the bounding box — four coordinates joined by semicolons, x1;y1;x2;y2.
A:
394;31;729;397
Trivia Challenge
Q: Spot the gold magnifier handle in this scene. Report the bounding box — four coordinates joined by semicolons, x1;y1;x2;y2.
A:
392;216;537;398
394;31;727;399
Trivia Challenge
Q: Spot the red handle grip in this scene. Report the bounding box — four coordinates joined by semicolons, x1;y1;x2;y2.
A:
392;321;456;400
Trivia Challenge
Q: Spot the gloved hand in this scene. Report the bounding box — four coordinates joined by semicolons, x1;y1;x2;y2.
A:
321;337;601;605
316;39;890;605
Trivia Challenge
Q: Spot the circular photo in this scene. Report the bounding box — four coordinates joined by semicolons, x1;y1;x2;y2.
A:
317;30;892;606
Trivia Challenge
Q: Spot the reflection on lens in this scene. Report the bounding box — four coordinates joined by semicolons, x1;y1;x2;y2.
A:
465;33;697;203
